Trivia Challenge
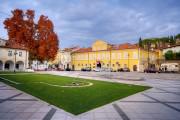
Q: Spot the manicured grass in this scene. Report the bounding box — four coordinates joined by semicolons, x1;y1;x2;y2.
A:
0;74;150;115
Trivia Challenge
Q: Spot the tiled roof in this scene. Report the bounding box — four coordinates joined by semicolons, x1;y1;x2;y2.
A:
73;47;92;53
63;46;80;52
72;43;139;53
111;43;138;50
0;46;27;50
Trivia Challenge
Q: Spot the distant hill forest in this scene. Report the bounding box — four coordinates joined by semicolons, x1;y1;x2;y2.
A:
139;33;180;50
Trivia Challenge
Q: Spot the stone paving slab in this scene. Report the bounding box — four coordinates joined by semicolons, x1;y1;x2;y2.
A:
1;72;180;120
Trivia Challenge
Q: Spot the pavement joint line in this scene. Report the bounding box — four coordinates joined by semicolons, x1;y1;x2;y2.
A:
142;93;180;113
0;89;15;90
0;98;38;101
119;101;180;104
112;103;130;120
155;88;180;96
8;99;38;101
0;93;23;103
43;108;57;120
0;85;6;88
0;77;20;84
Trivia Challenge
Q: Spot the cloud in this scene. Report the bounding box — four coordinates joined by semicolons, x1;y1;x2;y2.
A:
0;0;180;48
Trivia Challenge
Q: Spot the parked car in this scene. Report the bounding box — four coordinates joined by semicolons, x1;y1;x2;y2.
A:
81;67;91;71
123;68;130;72
92;68;101;72
144;68;159;73
117;68;130;72
117;68;124;72
160;63;179;73
25;68;34;72
65;68;71;71
101;67;113;72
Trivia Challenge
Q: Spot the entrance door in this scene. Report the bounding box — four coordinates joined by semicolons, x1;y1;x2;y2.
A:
133;65;137;71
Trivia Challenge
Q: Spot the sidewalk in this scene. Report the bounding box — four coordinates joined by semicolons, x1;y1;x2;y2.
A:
0;74;180;120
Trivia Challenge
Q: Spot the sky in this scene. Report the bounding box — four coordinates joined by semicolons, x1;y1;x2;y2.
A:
0;0;180;48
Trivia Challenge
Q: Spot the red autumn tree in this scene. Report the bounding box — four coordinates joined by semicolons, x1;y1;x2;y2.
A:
37;15;59;61
4;9;25;48
3;9;59;61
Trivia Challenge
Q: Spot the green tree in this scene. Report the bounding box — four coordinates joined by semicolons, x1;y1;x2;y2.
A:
176;52;180;60
165;50;174;60
138;37;143;47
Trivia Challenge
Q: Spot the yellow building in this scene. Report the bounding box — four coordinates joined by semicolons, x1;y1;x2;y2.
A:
71;40;161;72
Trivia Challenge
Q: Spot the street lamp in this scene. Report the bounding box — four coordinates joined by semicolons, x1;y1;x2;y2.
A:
147;41;151;69
14;50;18;73
128;53;129;69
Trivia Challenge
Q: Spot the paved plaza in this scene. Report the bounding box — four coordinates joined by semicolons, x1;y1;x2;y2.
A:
0;71;180;120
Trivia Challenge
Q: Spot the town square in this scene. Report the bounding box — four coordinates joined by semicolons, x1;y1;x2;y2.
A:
0;0;180;120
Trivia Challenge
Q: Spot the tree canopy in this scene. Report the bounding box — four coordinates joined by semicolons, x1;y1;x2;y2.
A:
4;9;59;62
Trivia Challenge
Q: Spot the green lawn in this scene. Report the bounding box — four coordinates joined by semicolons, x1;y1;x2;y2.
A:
0;74;150;115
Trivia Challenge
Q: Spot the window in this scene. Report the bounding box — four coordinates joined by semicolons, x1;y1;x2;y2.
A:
8;51;12;56
112;53;116;59
107;64;109;67
123;52;128;59
78;64;80;66
117;53;121;59
112;64;115;67
82;64;83;66
133;52;138;59
19;52;22;57
85;64;87;66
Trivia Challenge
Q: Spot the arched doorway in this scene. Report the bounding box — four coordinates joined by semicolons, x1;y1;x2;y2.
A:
133;65;137;71
5;60;14;71
0;61;3;70
96;61;101;68
16;61;24;71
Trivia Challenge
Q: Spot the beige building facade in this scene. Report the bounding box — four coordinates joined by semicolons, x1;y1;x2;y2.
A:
0;46;29;71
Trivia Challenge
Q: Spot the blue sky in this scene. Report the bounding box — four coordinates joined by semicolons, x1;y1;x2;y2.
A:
0;0;180;48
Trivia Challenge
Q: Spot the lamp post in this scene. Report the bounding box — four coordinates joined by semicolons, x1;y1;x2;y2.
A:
14;50;18;73
128;53;129;69
147;42;151;69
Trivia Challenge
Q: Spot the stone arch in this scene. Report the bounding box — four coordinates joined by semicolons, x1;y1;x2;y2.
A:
0;60;3;70
5;60;14;71
16;61;24;71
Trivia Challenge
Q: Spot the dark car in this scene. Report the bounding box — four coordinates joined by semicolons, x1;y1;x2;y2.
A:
81;67;91;71
117;68;130;72
144;68;159;73
65;68;71;71
117;68;124;72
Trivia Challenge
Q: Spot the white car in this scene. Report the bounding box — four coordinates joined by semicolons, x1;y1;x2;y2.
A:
25;68;34;72
93;68;101;72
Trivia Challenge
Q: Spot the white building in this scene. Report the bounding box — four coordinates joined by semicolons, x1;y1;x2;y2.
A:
162;45;180;54
0;46;29;71
59;47;80;70
0;38;7;46
31;60;49;70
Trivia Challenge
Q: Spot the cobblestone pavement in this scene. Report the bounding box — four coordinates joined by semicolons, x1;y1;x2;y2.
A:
0;71;180;120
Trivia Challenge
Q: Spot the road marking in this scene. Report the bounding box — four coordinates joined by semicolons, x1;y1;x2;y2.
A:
34;81;93;88
113;104;130;120
142;93;180;112
43;108;57;120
